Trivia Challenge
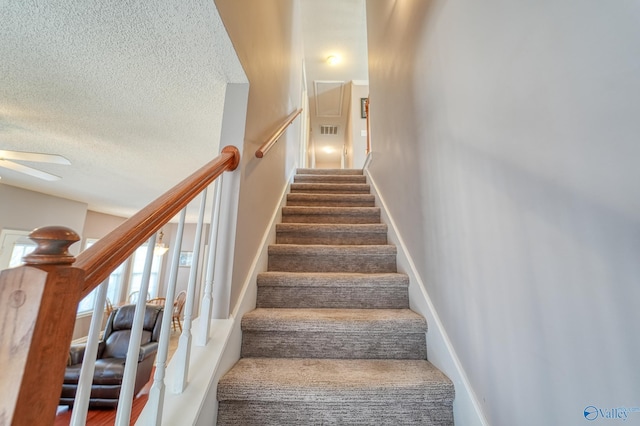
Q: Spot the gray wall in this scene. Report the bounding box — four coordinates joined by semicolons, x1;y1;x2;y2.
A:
366;1;640;424
215;0;304;312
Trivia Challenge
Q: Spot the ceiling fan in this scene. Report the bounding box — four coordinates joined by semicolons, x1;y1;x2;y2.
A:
0;149;71;181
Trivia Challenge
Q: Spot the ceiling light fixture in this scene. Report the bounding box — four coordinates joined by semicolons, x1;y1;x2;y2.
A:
326;55;340;66
154;230;169;256
323;146;335;154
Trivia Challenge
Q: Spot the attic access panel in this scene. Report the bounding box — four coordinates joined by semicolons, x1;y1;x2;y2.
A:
314;81;345;117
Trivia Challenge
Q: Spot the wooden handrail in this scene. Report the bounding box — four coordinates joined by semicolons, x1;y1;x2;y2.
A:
365;98;371;155
255;108;303;158
74;145;240;297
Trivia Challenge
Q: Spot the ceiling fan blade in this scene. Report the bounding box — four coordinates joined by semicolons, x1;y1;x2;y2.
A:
0;150;71;165
0;159;62;181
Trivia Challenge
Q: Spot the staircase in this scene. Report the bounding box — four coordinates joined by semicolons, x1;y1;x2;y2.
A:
217;168;454;425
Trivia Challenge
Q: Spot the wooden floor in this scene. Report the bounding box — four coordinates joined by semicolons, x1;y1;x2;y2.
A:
55;330;180;425
55;393;149;426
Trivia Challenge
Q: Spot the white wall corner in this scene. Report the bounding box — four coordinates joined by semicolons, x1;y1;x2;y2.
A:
365;169;489;426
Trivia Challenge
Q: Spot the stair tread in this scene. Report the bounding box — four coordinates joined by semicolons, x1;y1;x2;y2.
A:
297;168;363;175
242;308;426;332
257;272;409;287
218;358;453;402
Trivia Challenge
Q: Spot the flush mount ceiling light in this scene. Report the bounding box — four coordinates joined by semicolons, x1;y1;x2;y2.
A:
326;55;340;66
322;146;335;154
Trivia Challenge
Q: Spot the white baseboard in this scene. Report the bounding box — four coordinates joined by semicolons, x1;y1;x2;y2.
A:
365;169;489;426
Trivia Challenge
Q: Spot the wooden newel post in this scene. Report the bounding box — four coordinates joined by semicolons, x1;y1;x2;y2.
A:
0;226;84;426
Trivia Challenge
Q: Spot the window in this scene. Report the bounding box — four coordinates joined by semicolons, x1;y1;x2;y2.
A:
77;238;127;314
0;229;36;269
9;241;36;267
128;244;163;301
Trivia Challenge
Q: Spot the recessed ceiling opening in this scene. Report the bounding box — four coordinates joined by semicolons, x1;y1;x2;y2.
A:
314;81;345;117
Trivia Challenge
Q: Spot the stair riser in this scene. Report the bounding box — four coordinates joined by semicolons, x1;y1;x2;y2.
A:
276;231;386;245
268;254;397;273
218;401;454;426
290;184;370;194
256;287;408;309
286;198;374;207
294;175;367;184
289;189;372;195
281;213;380;224
241;332;427;359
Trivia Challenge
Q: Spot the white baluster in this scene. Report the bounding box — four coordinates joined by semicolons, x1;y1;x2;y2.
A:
70;279;109;426
197;179;221;346
145;209;187;425
213;160;242;319
172;189;207;393
115;234;156;426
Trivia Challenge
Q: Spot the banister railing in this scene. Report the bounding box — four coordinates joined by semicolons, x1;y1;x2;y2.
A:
255;108;302;158
75;145;240;297
0;145;240;425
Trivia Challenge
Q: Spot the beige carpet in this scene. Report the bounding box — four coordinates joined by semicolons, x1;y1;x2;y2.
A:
217;169;454;425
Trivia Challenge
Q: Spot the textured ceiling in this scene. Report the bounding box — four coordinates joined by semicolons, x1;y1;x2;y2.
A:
0;0;367;219
0;0;245;218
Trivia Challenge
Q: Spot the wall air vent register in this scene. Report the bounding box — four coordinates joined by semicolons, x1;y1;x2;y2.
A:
320;125;338;135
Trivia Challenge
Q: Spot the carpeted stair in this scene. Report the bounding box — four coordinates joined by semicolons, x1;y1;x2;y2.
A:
217;168;454;425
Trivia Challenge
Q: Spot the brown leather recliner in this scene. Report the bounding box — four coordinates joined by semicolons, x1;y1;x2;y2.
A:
60;304;163;408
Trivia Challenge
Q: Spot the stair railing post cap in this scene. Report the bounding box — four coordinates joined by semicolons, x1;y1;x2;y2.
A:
25;226;80;265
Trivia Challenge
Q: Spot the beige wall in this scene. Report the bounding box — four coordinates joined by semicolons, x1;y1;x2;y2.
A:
0;184;87;254
344;82;369;169
350;82;369;168
215;0;304;312
82;210;127;242
366;0;640;424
